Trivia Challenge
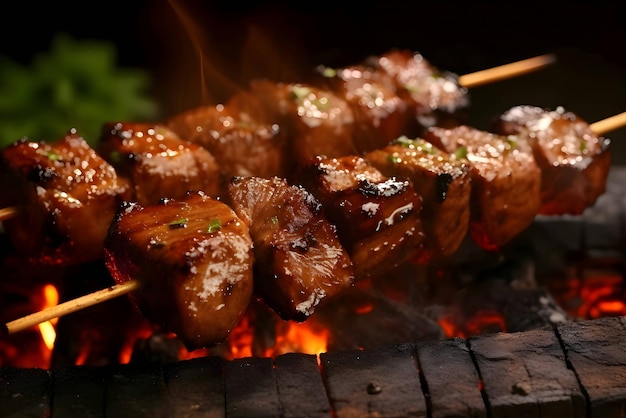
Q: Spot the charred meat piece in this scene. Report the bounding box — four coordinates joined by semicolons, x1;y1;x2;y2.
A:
226;176;354;321
98;122;222;204
423;125;541;251
491;105;612;215
104;190;254;350
365;136;472;263
314;64;412;153
229;80;357;171
166;103;289;180
0;130;132;265
366;49;469;133
296;155;424;280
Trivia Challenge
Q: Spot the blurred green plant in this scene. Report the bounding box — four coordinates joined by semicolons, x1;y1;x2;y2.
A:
0;33;159;149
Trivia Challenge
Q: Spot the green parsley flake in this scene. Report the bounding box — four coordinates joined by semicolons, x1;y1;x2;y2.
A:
321;67;337;78
291;85;312;101
169;218;189;229
269;215;279;224
207;219;222;233
388;154;401;164
454;146;468;160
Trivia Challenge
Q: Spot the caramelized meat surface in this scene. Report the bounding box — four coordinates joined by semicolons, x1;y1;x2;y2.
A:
226;176;354;321
230;80;357;171
104;190;254;350
98;122;222;203
367;49;469;132
314;64;412;153
166;103;289;180
491;105;612;215
296;155;424;280
424;125;541;251
0;131;132;265
365;137;472;263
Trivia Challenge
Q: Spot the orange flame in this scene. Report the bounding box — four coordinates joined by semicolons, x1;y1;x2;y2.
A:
38;284;59;351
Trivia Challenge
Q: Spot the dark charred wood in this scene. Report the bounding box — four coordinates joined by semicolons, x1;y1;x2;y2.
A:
104;363;169;418
319;343;427;418
0;367;51;418
224;357;281;417
51;365;106;418
275;353;332;418
416;338;487;418
469;327;585;418
557;316;626;418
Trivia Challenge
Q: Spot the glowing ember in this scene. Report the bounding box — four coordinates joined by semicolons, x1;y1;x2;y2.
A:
438;309;507;339
38;284;59;351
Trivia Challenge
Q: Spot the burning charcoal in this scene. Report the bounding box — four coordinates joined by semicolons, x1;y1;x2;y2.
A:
275;353;332;417
105;363;168;418
225;357;281;417
164;356;225;416
51;365;106;417
416;338;487;418
320;344;427;417
0;367;51;417
469;327;585;418
557;316;626;417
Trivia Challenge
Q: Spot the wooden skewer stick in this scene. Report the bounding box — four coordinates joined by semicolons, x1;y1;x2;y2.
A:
0;206;17;222
458;54;557;88
3;280;141;335
589;111;626;136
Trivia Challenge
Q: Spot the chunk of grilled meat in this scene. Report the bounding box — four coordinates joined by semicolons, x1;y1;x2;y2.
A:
423;125;541;251
104;190;254;350
98;122;222;204
166;103;289;181
0;130;132;265
491;105;612;215
365;137;472;263
365;49;469;133
296;155;424;280
229;80;357;171
314;64;412;154
226;176;354;321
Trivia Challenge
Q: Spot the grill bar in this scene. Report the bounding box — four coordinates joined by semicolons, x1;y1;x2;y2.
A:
1;316;625;418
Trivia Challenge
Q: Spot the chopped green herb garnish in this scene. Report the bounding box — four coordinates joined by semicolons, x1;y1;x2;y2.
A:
269;215;279;224
395;136;414;148
291;85;312;101
506;135;518;149
579;141;587;153
109;150;122;163
321;67;337;78
388;154;401;164
454;146;468;160
169;218;189;229
404;84;420;94
46;151;59;161
311;97;330;111
207;219;222;233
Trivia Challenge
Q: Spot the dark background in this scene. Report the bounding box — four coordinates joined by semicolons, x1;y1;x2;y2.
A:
1;0;625;163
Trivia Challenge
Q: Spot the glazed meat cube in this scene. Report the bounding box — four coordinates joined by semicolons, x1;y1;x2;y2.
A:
367;49;469;133
365;136;472;263
314;64;412;153
491;105;612;215
104;190;254;350
229;80;357;171
98;122;222;203
166;103;289;180
296;155;424;280
226;176;354;321
0;130;132;265
423;125;541;251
